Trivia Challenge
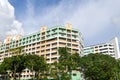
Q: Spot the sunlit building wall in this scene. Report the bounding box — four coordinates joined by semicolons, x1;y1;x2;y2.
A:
84;37;120;59
0;23;84;79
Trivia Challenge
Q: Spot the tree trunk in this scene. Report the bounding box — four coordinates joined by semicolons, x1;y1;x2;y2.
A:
18;72;21;80
32;66;34;80
69;70;72;80
13;66;16;80
66;65;68;72
38;70;41;79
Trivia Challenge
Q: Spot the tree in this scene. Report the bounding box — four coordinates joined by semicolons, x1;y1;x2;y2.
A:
49;61;63;80
16;55;26;80
0;57;11;80
0;53;48;80
24;54;47;80
24;54;37;79
57;47;81;80
68;53;81;79
0;55;26;80
80;53;118;80
58;47;70;72
115;59;120;79
8;46;25;80
68;53;81;70
34;56;48;79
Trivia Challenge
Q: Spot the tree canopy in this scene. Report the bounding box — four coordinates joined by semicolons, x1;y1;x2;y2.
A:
80;53;118;80
0;54;47;80
0;47;120;80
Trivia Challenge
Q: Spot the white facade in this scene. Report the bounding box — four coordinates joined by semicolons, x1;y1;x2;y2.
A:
84;37;120;59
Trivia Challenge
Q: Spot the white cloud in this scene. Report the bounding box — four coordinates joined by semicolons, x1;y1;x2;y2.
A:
0;0;24;40
44;0;120;44
112;16;120;27
20;0;120;45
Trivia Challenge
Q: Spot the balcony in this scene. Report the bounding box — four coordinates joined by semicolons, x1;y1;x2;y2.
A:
51;50;57;53
59;44;66;47
59;39;66;43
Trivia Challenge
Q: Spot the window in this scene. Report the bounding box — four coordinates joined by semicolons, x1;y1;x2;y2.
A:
26;49;28;51
67;39;71;42
67;34;71;37
52;48;57;50
99;46;102;48
104;45;107;47
46;44;50;47
52;43;57;46
61;33;65;36
53;30;56;32
47;30;50;34
33;35;36;37
67;30;71;33
37;42;40;45
32;39;36;42
41;50;44;52
41;45;45;48
61;29;64;32
42;32;45;36
32;48;35;50
37;47;40;49
47;35;50;38
42;36;45;40
73;73;77;76
67;43;71;47
36;51;40;53
46;54;50;56
46;49;50;51
37;33;40;37
109;48;114;50
109;44;113;46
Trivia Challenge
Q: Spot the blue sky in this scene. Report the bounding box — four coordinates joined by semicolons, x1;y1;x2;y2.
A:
0;0;120;46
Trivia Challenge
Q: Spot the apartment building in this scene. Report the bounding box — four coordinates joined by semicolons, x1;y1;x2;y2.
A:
84;37;120;59
0;23;84;79
0;23;83;64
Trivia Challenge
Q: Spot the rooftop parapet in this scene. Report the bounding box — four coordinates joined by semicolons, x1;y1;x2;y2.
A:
4;35;12;44
0;41;2;46
4;35;21;44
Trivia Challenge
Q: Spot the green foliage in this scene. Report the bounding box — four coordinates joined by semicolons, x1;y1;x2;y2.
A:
0;55;26;80
115;59;120;79
58;47;70;71
51;47;81;80
80;53;118;80
0;54;47;80
24;54;47;79
60;73;70;80
68;53;81;70
1;47;120;80
24;55;37;71
10;55;26;73
0;57;11;74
